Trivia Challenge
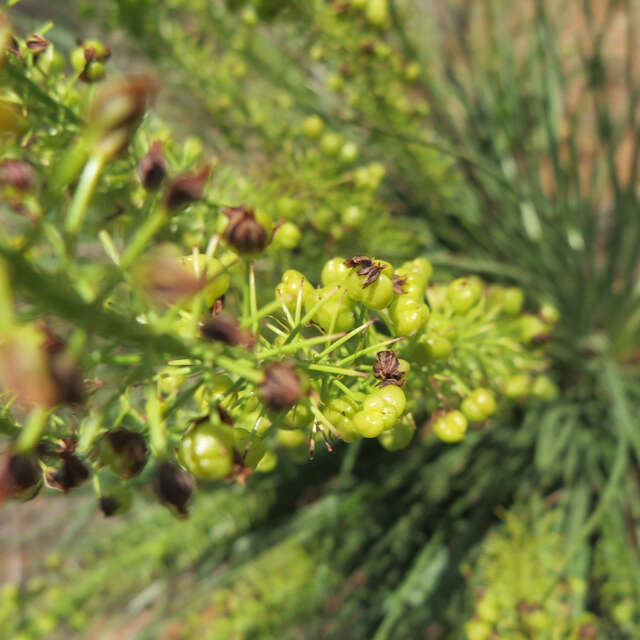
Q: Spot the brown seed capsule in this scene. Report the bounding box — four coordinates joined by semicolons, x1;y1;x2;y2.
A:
25;33;49;56
260;363;303;411
164;164;210;210
137;140;167;191
103;429;149;479
48;351;84;405
0;452;41;504
373;349;405;387
200;314;255;348
0;159;36;191
90;74;155;159
154;460;194;516
44;453;89;492
99;495;119;517
222;204;269;254
135;244;206;306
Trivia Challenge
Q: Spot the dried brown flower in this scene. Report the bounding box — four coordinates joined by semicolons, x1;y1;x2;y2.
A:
154;460;194;516
137;140;167;191
373;350;405;387
164;164;210;210
0;452;41;504
345;256;385;288
260;363;303;411
90;75;155;159
200;314;255;348
102;429;149;478
393;274;407;295
0;159;36;191
222;204;269;254
25;33;49;55
99;495;119;517
44;453;89;492
135;245;207;305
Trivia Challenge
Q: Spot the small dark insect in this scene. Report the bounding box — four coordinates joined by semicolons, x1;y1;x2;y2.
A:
373;350;405;387
345;256;385;288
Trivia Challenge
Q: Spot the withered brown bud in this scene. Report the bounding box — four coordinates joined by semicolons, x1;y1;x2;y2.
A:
260;363;303;411
8;37;21;59
99;495;119;517
44;453;89;492
137;140;167;191
217;405;234;426
0;452;41;504
36;320;65;354
103;429;149;478
48;352;84;405
200;314;255;348
135;244;207;306
25;33;49;55
90;75;155;159
373;350;405;387
211;296;225;317
0;159;36;191
164;164;210;210
222;204;269;254
154;460;194;516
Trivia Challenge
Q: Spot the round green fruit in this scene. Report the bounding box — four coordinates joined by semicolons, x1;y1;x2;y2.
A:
178;423;234;480
378;420;414;451
447;277;482;314
353;410;387;438
433;410;468;443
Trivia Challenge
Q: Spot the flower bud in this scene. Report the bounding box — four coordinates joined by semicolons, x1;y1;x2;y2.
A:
154;460;194;516
99;428;149;479
25;33;49;56
200;314;255;348
90;74;155;159
164;164;210;210
134;244;207;306
137;140;167;191
0;159;36;191
260;363;303;411
222;204;270;254
99;488;132;517
44;453;89;492
0;452;41;504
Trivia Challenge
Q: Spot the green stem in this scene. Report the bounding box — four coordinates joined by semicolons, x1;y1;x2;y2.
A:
215;354;263;384
257;333;343;360
316;319;376;362
65;153;105;236
0;258;15;330
249;261;258;335
16;407;48;452
146;387;166;458
120;207;168;269
304;363;368;378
